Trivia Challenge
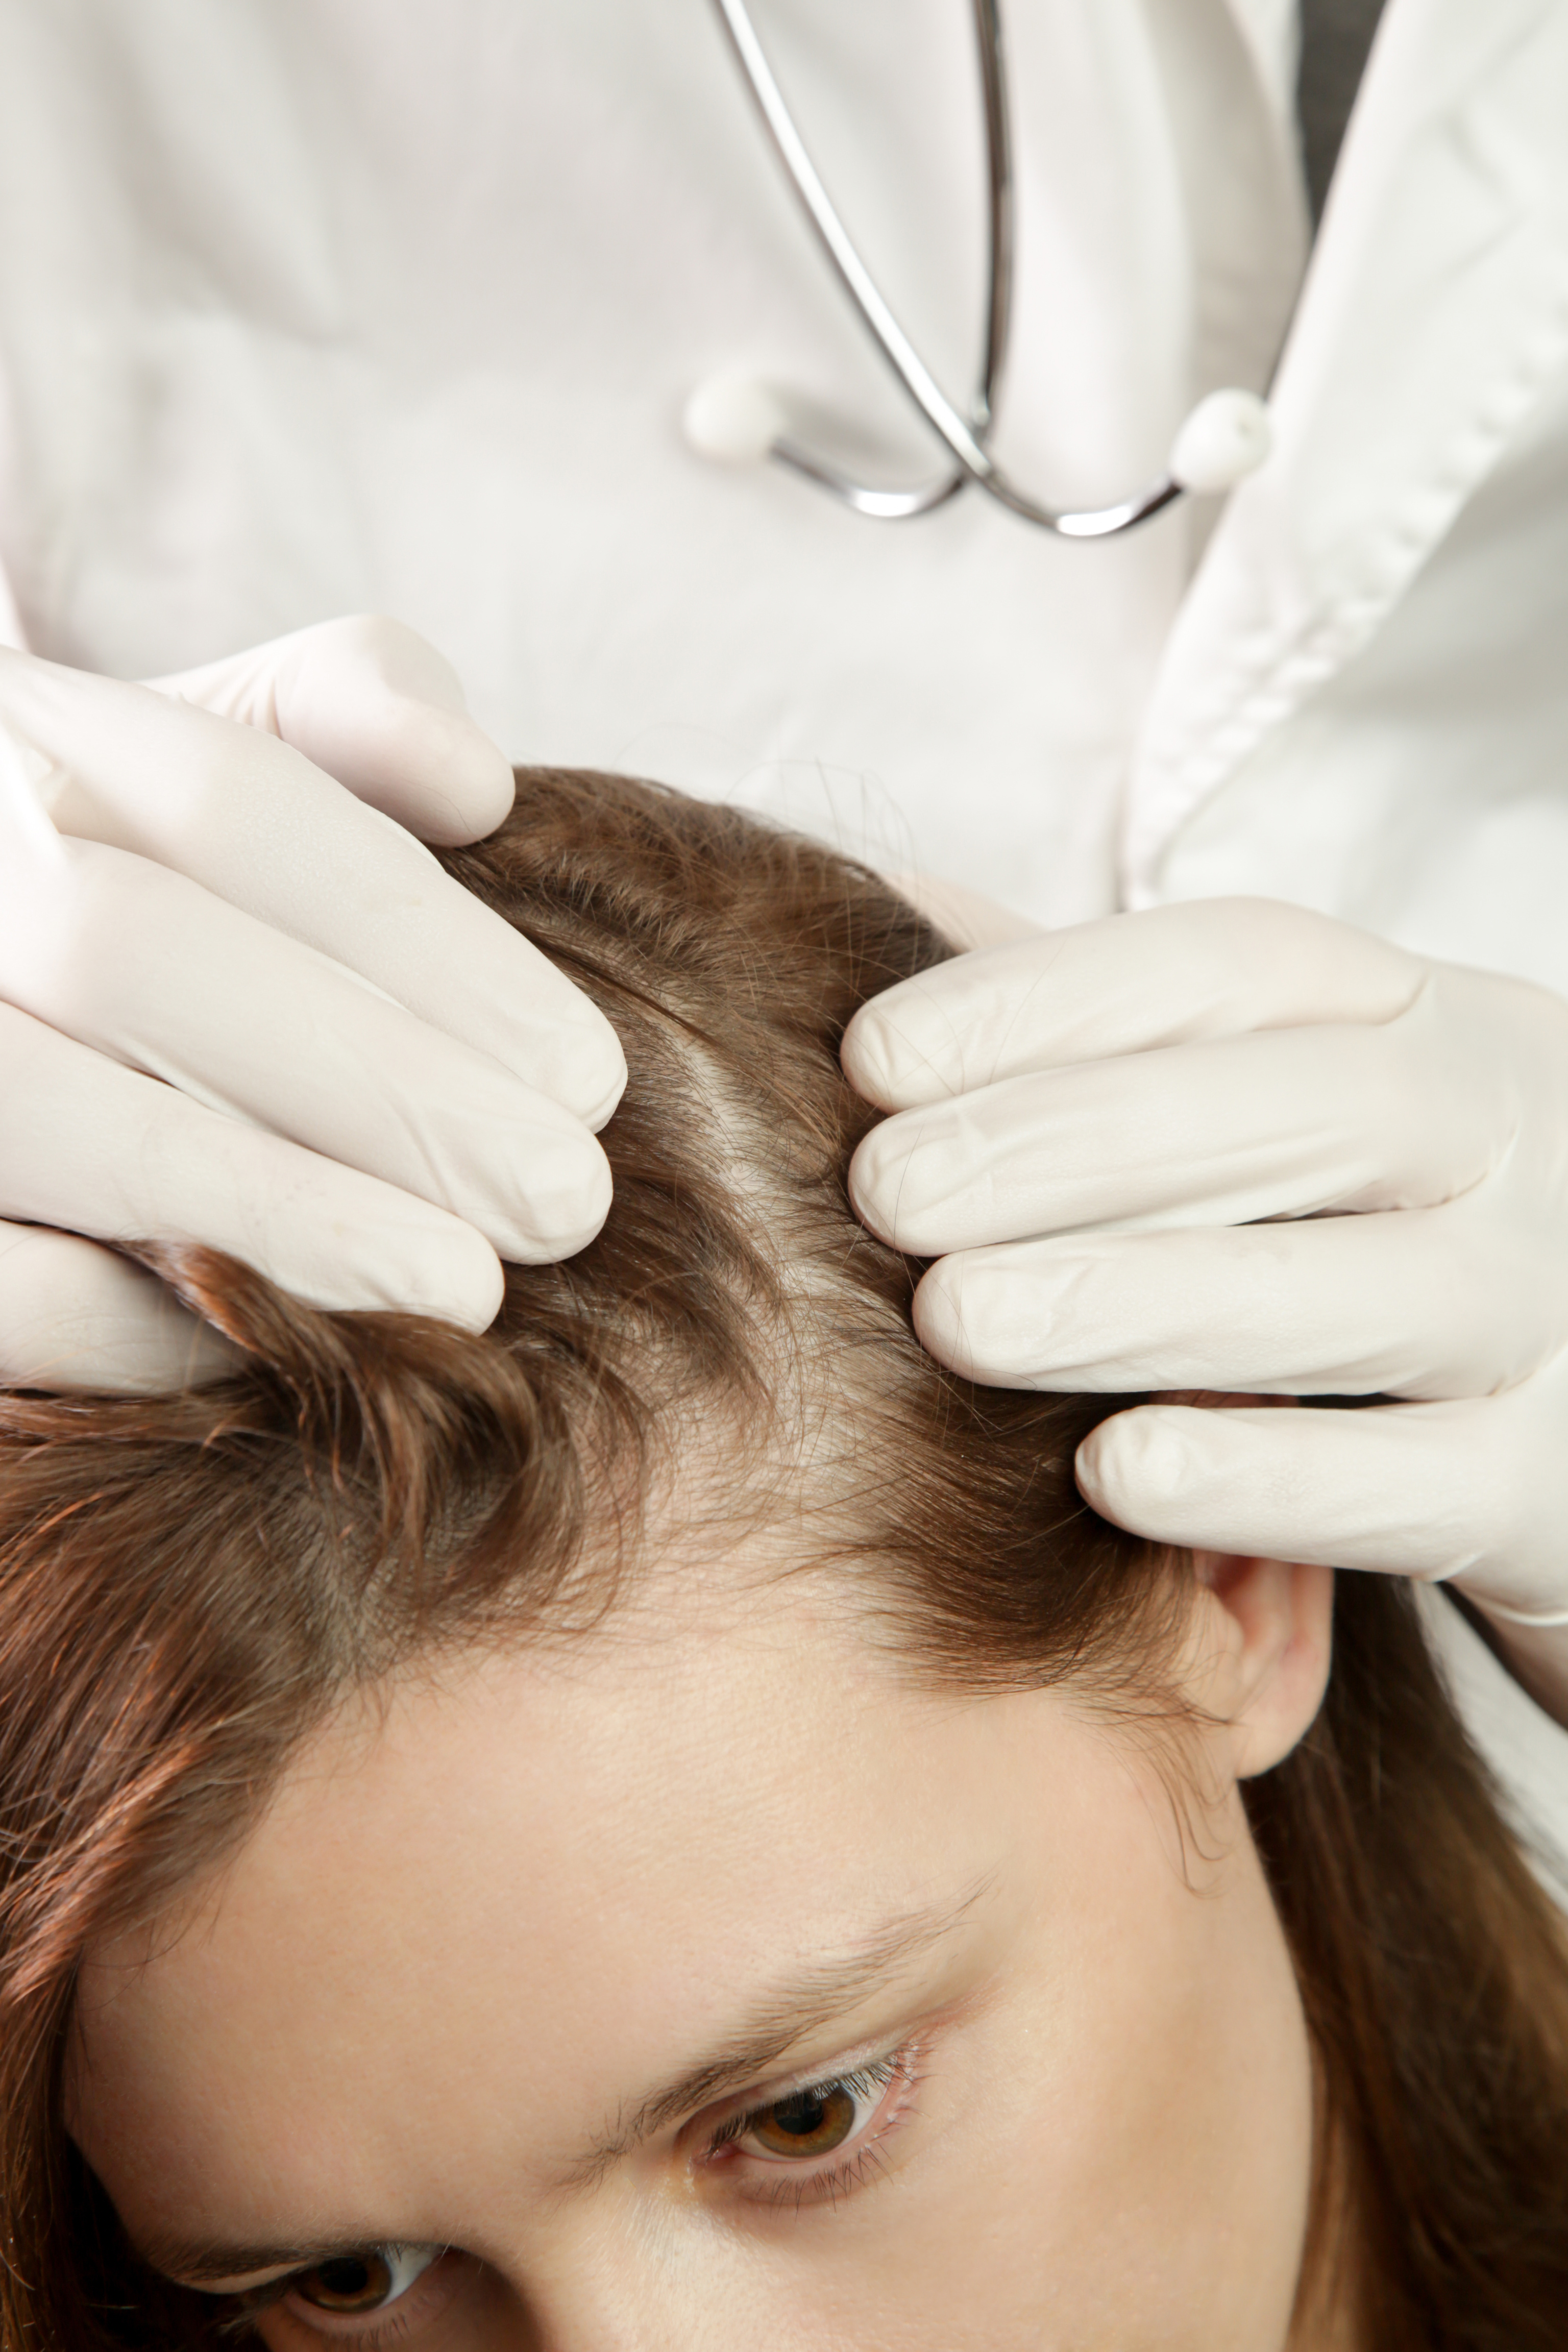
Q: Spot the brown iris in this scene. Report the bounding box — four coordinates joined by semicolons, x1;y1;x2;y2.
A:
747;2082;859;2159
295;2252;396;2313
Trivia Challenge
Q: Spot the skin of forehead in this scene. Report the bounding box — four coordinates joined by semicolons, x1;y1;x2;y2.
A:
68;1557;1315;2344
72;1570;1026;2217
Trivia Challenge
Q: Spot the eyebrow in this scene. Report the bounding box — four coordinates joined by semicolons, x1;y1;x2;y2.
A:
560;1880;990;2188
143;1882;990;2286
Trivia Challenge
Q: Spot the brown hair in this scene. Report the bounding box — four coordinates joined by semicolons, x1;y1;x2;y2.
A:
1;771;1565;2350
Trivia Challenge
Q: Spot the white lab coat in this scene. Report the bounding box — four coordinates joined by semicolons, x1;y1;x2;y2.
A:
0;0;1564;1845
0;0;1307;923
4;0;1564;965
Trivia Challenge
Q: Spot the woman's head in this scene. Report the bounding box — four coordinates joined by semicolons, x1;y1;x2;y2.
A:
71;1541;1327;2352
2;774;1565;2352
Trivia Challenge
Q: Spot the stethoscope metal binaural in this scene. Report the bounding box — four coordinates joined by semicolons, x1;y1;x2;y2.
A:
684;0;1273;537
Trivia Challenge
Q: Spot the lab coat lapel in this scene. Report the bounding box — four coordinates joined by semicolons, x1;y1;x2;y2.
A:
1123;0;1568;903
1221;0;1300;126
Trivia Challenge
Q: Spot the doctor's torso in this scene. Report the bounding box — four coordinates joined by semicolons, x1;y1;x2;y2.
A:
1;0;1567;966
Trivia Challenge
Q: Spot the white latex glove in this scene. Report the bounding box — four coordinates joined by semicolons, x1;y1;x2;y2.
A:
0;617;625;1391
843;898;1568;1686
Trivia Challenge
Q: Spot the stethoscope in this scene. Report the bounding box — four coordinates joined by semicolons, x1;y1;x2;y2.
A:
684;0;1273;537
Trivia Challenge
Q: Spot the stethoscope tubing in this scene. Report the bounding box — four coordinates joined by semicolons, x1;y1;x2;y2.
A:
708;0;1185;536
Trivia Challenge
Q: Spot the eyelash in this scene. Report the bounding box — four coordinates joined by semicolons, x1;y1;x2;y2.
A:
217;2251;455;2349
698;2042;923;2210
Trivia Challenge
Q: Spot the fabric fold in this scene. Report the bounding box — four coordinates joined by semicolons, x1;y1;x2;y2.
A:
1125;0;1568;903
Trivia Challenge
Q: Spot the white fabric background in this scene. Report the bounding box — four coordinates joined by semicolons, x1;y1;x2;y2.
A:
0;0;1289;922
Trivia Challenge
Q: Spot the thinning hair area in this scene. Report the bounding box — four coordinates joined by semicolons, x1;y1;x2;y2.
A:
0;771;1564;2352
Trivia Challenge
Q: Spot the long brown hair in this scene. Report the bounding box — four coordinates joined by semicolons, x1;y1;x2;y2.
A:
0;771;1564;2350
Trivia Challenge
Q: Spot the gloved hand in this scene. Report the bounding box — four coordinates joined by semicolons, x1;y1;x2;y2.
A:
0;617;625;1391
843;898;1568;1655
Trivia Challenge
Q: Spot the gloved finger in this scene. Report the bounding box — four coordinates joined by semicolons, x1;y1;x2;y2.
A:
0;837;611;1262
1074;1394;1568;1622
146;615;516;845
0;1222;237;1392
843;898;1422;1110
0;1004;504;1330
911;1199;1546;1400
0;648;625;1128
849;1010;1496;1255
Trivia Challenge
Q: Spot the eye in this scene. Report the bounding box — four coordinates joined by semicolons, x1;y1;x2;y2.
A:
724;2054;904;2168
287;2244;442;2318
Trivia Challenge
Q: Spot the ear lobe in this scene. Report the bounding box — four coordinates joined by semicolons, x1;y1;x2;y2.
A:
1191;1554;1335;1779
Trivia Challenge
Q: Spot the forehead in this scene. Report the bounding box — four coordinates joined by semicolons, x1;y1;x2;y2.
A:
70;1569;1100;2245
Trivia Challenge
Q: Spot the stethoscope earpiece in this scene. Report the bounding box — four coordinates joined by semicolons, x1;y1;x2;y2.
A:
1167;388;1273;495
682;372;790;468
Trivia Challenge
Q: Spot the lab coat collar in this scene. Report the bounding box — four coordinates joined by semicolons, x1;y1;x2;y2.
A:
1124;0;1568;903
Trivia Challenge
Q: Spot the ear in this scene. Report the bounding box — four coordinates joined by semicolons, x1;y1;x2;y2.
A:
1186;1555;1334;1779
